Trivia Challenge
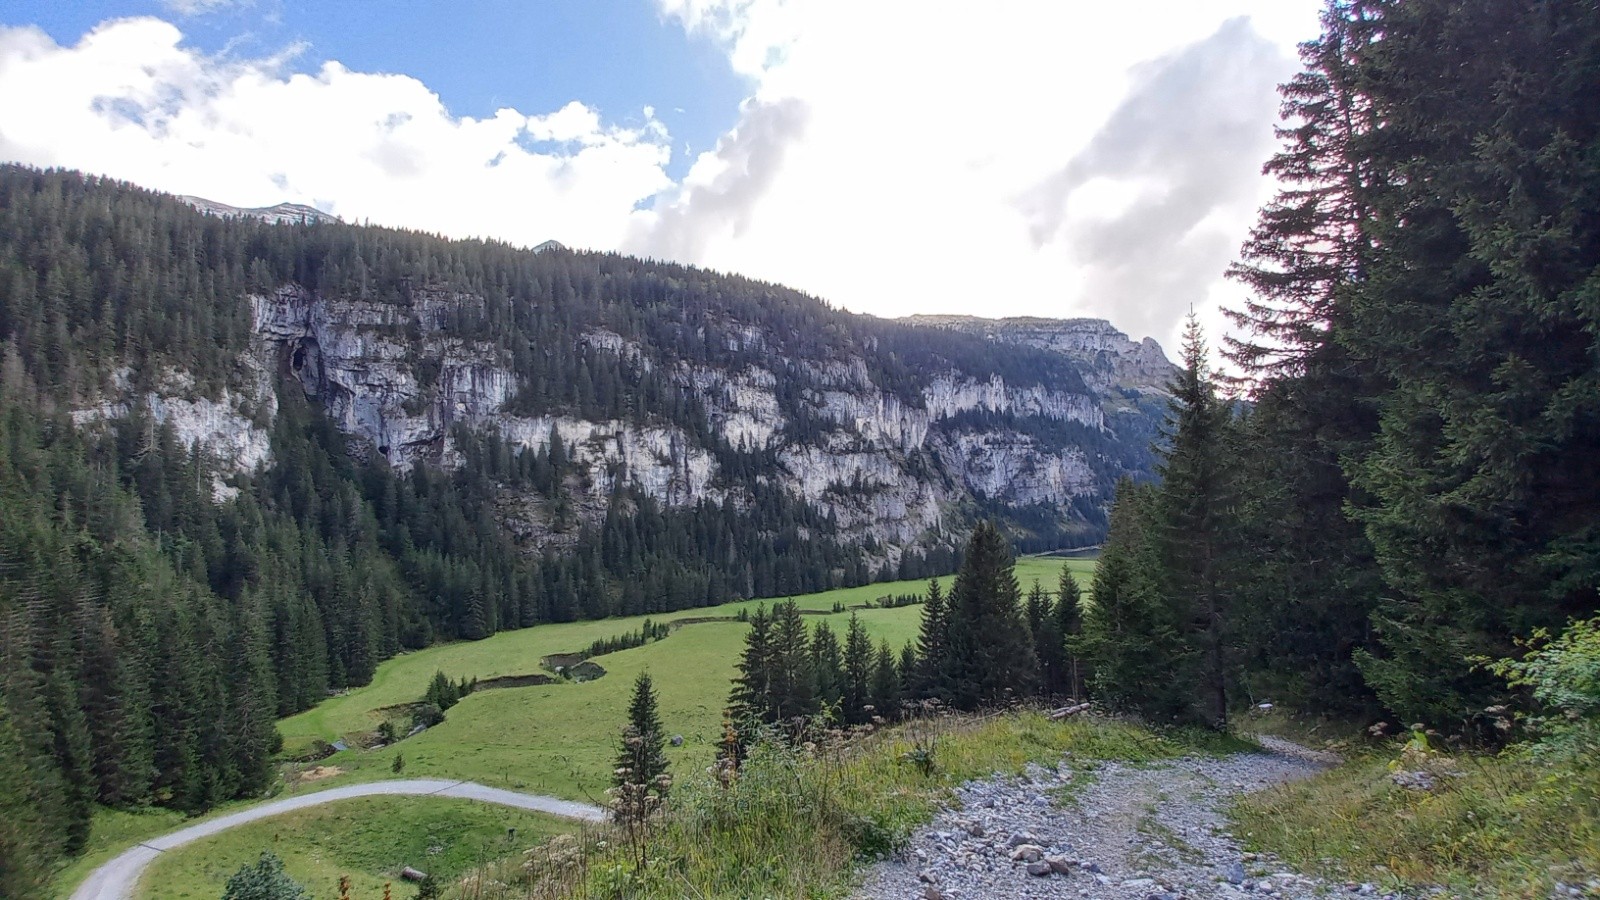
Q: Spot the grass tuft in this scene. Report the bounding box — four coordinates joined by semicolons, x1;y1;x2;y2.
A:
1231;742;1600;897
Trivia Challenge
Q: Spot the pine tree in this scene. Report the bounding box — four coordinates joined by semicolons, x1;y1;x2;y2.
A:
1078;481;1187;720
1158;315;1236;726
810;621;844;716
870;640;900;722
1025;580;1064;698
768;600;818;728
222;852;309;900
728;605;774;729
944;522;1036;711
914;579;950;699
613;671;669;822
1056;568;1085;699
842;613;874;725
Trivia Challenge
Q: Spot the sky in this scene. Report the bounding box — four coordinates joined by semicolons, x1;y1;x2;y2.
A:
0;0;1325;354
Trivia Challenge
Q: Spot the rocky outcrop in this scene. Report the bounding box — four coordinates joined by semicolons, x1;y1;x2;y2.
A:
72;285;1169;558
903;316;1174;395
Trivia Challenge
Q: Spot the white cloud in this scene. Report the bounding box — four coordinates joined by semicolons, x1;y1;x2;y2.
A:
160;0;249;17
647;0;1323;353
0;18;672;251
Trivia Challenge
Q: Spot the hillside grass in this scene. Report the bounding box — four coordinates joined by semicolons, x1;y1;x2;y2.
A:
134;796;578;900
466;709;1248;899
1231;739;1600;897
277;559;1091;801
61;558;1091;897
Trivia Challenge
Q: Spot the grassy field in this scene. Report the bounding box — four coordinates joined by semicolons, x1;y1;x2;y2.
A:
58;557;1092;897
135;797;578;900
275;557;1093;802
469;709;1248;899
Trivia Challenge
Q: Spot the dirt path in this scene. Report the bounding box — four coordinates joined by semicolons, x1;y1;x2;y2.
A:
856;736;1396;900
69;779;606;900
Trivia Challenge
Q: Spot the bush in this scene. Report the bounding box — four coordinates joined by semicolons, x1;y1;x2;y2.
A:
222;852;309;900
412;702;445;730
1486;616;1600;756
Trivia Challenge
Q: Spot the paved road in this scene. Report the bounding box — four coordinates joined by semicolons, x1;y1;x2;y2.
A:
70;779;607;900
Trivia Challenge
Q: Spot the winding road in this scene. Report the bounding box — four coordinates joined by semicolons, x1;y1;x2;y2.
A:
69;779;607;900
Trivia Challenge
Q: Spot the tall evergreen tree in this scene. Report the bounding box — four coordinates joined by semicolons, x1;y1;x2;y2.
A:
810;621;844;715
842;613;874;725
614;671;669;812
944;522;1036;711
1078;480;1187;719
1056;568;1085;698
1157;315;1237;726
870;640;900;722
914;578;950;699
1025;580;1065;698
728;605;774;729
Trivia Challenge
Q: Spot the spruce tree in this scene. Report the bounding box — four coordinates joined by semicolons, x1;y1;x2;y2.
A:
1025;580;1064;699
728;605;774;729
914;578;950;699
1056;568;1085;698
768;600;819;727
1079;481;1187;720
1158;315;1236;726
944;522;1036;711
870;640;901;722
810;621;844;715
842;613;874;725
613;671;669;817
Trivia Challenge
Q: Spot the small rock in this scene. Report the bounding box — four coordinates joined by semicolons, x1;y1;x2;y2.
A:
1026;860;1054;877
966;822;986;838
1123;878;1157;889
1046;856;1074;875
1006;832;1038;849
922;887;946;900
1082;861;1103;875
1009;844;1044;862
1225;862;1247;884
918;869;938;884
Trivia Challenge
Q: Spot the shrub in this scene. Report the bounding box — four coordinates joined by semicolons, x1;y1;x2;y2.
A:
222;852;308;900
1486;616;1600;757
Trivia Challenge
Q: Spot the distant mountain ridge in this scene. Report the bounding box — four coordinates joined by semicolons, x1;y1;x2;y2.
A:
180;194;341;226
903;315;1174;396
14;168;1174;570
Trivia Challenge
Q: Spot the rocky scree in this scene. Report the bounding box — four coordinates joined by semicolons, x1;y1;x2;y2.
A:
856;738;1406;900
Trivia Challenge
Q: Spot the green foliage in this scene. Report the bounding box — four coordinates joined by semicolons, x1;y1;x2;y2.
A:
1486;617;1600;757
943;521;1037;711
221;852;309;900
612;671;671;826
1078;481;1189;720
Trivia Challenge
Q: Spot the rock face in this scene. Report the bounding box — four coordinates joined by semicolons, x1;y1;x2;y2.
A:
74;284;1171;561
903;315;1175;396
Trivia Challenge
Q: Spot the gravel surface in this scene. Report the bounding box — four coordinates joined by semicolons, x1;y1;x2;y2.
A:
856;735;1400;900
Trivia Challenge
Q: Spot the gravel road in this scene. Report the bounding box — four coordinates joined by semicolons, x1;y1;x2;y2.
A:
856;735;1400;900
69;779;606;900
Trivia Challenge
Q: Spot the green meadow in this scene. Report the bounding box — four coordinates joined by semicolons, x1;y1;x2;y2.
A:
137;797;577;900
68;556;1091;899
274;556;1090;802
